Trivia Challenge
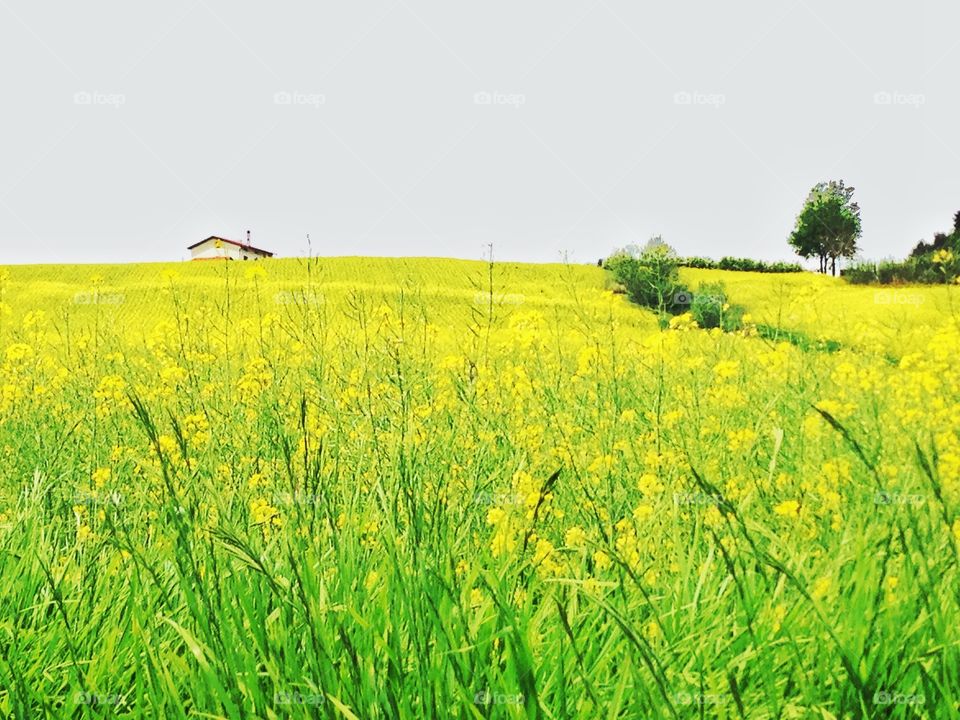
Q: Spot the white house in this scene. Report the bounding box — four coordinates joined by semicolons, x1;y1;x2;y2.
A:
188;232;274;261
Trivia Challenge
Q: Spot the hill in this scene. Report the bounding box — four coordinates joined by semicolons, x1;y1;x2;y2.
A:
0;258;958;716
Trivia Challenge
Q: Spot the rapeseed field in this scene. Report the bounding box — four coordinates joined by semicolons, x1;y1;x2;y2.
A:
0;258;957;718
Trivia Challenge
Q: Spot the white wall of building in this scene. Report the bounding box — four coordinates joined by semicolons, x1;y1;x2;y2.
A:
190;240;266;260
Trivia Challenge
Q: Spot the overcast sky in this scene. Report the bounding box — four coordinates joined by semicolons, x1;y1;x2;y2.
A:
0;1;957;266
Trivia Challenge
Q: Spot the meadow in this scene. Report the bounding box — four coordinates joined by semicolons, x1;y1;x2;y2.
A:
0;257;958;718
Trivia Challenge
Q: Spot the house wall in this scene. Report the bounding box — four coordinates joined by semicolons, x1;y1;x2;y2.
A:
190;241;267;260
191;242;233;260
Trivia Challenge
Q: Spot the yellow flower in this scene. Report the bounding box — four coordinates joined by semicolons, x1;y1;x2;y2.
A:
486;507;506;525
469;588;484;607
811;576;831;601
92;467;111;488
532;539;558;574
592;550;611;572
771;603;787;632
583;577;602;594
668;312;698;331
638;473;663;496
703;506;723;529
587;454;615;476
250;498;282;528
491;528;516;558
5;343;33;364
713;360;740;380
633;504;655;522
881;575;899;603
773;500;801;518
727;428;757;451
564;526;588;548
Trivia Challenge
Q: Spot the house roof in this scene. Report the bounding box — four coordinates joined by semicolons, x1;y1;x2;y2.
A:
187;236;274;257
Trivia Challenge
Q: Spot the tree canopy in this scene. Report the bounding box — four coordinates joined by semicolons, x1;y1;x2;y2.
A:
788;181;862;275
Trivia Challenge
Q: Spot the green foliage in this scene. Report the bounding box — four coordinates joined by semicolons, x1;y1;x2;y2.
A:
754;323;843;353
605;242;681;313
606;250;746;331
844;254;959;285
910;232;955;259
848;211;960;285
685;282;745;331
789;180;862;275
1;258;959;716
679;256;803;273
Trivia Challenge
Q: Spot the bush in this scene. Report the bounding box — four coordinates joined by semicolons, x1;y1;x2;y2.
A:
881;213;960;282
685;282;744;331
676;257;803;273
606;251;747;331
605;245;681;313
677;256;715;269
844;252;960;285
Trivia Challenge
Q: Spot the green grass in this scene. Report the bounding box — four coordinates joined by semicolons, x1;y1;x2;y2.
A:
0;258;958;718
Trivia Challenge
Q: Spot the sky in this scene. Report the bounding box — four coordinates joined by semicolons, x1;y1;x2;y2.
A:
0;1;957;266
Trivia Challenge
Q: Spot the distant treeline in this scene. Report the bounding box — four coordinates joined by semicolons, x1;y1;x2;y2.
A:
843;255;958;285
677;256;803;273
843;211;960;285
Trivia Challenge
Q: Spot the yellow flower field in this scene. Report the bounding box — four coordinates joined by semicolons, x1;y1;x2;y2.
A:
0;258;958;718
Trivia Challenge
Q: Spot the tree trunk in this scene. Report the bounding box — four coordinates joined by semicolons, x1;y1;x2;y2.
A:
831;257;836;276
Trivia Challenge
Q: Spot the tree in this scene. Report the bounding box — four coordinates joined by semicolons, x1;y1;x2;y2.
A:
641;234;677;257
910;213;960;258
788;181;862;275
605;238;682;314
910;239;932;258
